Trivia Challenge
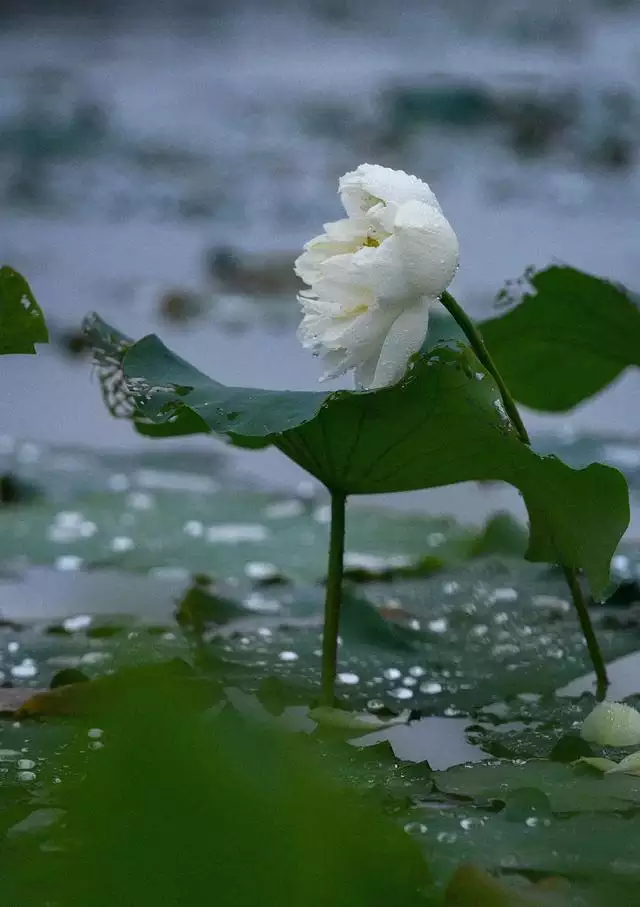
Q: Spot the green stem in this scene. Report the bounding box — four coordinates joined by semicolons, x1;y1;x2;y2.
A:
441;291;531;445
440;290;609;695
321;490;347;707
562;567;608;700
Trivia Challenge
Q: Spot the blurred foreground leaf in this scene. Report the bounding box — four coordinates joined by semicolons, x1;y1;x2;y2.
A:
1;666;436;906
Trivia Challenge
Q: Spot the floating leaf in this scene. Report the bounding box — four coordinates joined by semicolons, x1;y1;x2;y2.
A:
481;266;640;411
203;559;640;715
432;759;640;813
573;757;618;773
403;804;640;894
0;267;48;355
84;316;630;596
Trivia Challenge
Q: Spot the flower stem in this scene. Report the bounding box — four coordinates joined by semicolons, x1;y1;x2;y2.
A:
321;490;347;707
441;292;530;444
440;290;609;694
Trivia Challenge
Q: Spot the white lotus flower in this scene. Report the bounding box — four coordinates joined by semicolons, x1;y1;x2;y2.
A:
580;701;640;747
295;163;459;389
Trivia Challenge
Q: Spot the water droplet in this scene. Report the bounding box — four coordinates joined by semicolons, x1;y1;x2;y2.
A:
87;728;103;739
7;641;19;654
278;651;299;662
313;505;331;524
409;666;425;678
344;552;412;572
383;668;402;681
493;612;509;625
531;595;570;613
490;588;517;603
337;672;360;685
436;831;457;844
80;652;111;665
390;687;413;700
127;491;154;510
263;500;305;519
55;555;83;572
108;473;130;491
63;615;92;633
367;699;385;712
443;581;460;595
525;816;539;828
19;442;40;463
491;643;519;656
243;592;281;613
427;618;448;634
426;532;445;547
404;822;427;835
0;749;20;762
402;676;417;687
471;624;489;637
183;520;204;538
11;659;38;679
419;681;443;695
244;561;279;582
611;554;631;578
17;759;36;771
206;524;269;544
110;536;134;552
17;771;36;783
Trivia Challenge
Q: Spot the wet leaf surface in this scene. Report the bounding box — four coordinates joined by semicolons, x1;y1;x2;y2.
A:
0;267;48;355
433;758;640;812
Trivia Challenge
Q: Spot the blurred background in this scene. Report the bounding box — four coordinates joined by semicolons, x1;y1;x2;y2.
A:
2;0;640;512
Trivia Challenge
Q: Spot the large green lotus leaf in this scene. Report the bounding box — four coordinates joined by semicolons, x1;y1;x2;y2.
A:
83;315;629;596
0;267;48;355
480;266;640;412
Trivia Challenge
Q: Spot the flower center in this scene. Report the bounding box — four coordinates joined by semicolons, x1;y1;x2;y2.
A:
363;236;380;248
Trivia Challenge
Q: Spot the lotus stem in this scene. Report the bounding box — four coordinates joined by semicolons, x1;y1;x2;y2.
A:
321;490;347;706
440;290;609;695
